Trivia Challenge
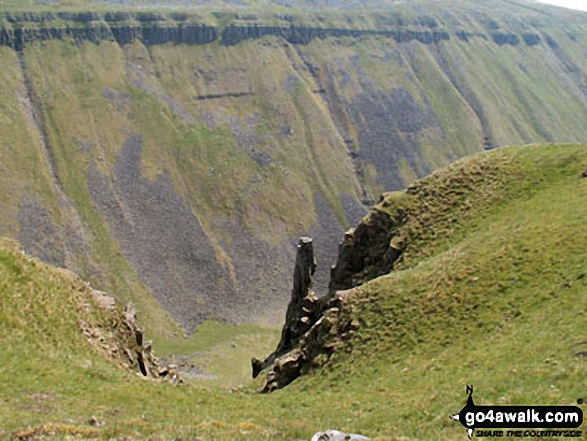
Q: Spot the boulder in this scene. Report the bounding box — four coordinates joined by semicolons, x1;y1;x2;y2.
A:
311;430;370;441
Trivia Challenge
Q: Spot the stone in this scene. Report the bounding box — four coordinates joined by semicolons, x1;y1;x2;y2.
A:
311;430;370;441
252;237;319;379
251;357;265;379
330;207;405;293
253;238;361;393
80;287;180;383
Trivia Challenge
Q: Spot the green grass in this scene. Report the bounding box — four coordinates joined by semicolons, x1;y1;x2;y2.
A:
153;320;280;388
1;144;586;440
155;320;276;356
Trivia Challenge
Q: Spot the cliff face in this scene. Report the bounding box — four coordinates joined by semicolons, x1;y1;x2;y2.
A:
0;12;546;50
1;6;586;336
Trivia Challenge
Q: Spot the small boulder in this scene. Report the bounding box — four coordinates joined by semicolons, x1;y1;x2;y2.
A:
311;429;370;441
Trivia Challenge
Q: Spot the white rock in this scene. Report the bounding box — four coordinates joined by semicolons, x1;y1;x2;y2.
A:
311;429;370;441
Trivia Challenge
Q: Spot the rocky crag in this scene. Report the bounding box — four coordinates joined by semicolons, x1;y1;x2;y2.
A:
0;11;542;49
253;199;407;391
81;287;181;383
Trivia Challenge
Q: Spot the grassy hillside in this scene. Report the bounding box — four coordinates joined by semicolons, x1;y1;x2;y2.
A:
1;1;586;338
1;144;585;440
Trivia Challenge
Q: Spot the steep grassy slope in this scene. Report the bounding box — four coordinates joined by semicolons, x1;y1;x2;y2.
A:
1;144;586;440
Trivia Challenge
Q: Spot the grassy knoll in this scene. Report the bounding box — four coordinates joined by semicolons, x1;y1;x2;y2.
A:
1;144;586;440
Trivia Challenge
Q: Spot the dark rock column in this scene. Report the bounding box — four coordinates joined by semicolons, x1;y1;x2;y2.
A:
252;236;363;393
276;237;318;353
252;237;320;378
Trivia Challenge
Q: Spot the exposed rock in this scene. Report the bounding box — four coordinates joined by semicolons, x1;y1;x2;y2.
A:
456;30;471;42
257;287;358;393
194;92;254;100
254;197;409;392
87;134;230;332
0;15;471;50
253;237;360;392
252;237;319;378
135;12;166;22
347;87;437;191
104;12;132;22
220;24;450;46
329;205;405;293
522;33;542;46
492;33;520;46
17;196;66;268
0;10;555;52
80;289;181;384
483;136;494;151
311;430;370;441
545;35;559;48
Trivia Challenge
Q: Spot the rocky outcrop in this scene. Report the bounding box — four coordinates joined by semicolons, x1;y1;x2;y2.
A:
522;33;542;46
194;91;253;100
252;237;320;380
127;24;218;46
220;24;451;46
492;32;521;46
256;287;358;393
80;288;181;383
329;198;407;292
252;237;361;392
253;198;410;392
0;12;544;50
8;24;113;51
0;23;218;50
